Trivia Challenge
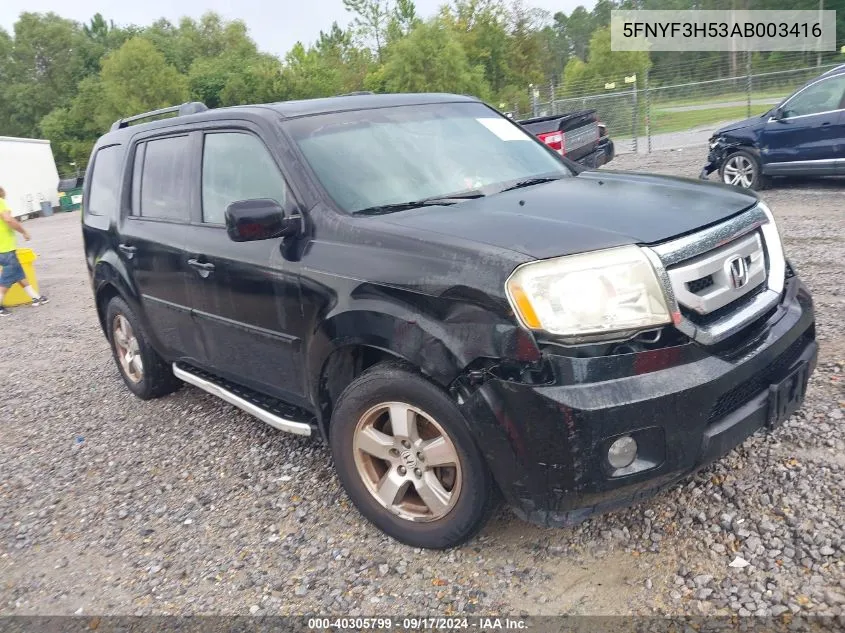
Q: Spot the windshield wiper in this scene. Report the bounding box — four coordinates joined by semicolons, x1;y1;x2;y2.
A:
497;176;562;194
355;191;484;216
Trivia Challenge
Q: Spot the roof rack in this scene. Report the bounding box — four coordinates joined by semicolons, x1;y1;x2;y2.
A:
110;101;209;132
337;91;374;96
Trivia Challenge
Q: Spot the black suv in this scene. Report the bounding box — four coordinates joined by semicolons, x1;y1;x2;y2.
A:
83;94;817;549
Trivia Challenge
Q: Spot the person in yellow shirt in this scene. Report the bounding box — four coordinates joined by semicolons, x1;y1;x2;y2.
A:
0;186;48;316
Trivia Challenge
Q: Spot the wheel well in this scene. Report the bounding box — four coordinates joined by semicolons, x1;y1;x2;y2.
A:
723;145;760;161
95;284;120;335
318;345;405;438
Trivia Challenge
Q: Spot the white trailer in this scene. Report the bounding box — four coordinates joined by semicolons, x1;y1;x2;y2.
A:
0;136;61;219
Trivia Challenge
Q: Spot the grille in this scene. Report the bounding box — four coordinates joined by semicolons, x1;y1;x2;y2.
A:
684;282;767;327
707;330;812;424
652;205;783;346
687;275;714;294
666;232;766;318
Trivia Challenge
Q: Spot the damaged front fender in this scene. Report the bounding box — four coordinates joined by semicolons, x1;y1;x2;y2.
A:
700;136;760;180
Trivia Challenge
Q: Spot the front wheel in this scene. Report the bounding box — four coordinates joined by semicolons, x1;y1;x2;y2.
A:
330;362;496;549
719;150;769;190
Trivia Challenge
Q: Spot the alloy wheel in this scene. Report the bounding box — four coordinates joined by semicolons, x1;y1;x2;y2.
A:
112;314;144;383
352;402;462;522
722;155;755;188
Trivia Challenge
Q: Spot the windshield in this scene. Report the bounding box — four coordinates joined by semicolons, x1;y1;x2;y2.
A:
285;101;573;214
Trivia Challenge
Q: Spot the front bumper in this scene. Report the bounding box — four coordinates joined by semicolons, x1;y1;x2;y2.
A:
700;143;728;179
461;276;816;527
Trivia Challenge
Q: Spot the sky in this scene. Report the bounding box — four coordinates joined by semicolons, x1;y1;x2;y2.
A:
0;0;596;58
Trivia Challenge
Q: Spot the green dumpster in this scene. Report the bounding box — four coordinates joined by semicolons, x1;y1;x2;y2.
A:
58;177;83;212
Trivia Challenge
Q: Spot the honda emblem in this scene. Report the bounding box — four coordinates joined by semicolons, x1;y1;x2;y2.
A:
728;256;749;289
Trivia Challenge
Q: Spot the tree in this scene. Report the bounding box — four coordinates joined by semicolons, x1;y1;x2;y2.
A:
379;19;490;98
440;0;513;96
560;26;650;96
78;13;136;77
507;0;551;87
390;0;421;39
2;13;87;137
590;0;616;27
143;13;256;74
344;0;393;60
189;50;283;107
96;37;188;128
283;42;344;98
314;23;374;93
547;12;570;78
565;6;594;60
220;56;288;105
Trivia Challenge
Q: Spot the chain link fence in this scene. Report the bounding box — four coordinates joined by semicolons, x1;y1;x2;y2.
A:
516;53;845;154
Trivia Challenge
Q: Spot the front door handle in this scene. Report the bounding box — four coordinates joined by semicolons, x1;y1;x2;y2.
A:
187;258;215;278
118;243;137;259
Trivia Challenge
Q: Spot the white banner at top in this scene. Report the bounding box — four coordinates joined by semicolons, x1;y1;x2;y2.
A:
611;10;837;52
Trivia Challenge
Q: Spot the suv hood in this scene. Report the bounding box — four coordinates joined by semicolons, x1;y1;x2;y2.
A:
378;171;758;260
714;113;768;136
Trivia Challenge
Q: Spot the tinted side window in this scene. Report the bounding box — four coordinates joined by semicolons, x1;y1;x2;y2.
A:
783;75;845;118
87;145;123;216
201;132;287;224
133;135;192;221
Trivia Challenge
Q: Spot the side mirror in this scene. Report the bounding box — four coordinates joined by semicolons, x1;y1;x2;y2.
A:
771;107;785;121
224;198;301;242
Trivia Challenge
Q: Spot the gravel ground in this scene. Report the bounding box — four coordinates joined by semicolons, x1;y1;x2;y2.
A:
1;145;843;617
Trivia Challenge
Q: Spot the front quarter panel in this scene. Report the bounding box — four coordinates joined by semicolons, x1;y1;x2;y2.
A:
296;217;543;420
703;124;765;177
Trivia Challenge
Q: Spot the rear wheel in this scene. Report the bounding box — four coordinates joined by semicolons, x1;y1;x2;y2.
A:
105;296;181;400
720;150;769;190
330;362;496;549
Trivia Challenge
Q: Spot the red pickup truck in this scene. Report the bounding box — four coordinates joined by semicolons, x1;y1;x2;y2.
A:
516;110;615;169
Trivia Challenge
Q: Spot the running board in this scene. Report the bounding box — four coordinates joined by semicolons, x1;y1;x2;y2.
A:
172;364;313;437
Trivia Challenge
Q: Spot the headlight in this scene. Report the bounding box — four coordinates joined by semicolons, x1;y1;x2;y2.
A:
506;245;672;343
709;137;722;149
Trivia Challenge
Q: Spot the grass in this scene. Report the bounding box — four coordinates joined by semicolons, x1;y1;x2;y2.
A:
648;104;763;134
610;104;771;138
650;89;787;109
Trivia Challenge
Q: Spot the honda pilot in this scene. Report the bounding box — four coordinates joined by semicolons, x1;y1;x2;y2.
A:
83;94;817;549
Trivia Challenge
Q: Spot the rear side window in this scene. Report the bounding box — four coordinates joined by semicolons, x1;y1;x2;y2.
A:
87;145;122;216
131;135;192;221
201;132;287;224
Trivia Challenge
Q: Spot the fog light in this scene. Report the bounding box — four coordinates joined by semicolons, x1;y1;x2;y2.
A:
608;436;638;469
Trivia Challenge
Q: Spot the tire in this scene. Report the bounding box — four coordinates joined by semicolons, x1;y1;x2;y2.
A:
719;149;770;190
105;296;181;400
330;362;496;549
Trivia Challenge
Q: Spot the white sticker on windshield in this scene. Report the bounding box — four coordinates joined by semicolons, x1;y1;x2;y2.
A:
476;117;531;141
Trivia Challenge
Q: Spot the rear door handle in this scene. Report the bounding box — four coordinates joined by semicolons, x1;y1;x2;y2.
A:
118;244;137;259
187;258;215;277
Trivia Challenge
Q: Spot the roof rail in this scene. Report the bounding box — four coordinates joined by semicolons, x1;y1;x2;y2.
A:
110;101;209;132
337;91;374;96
